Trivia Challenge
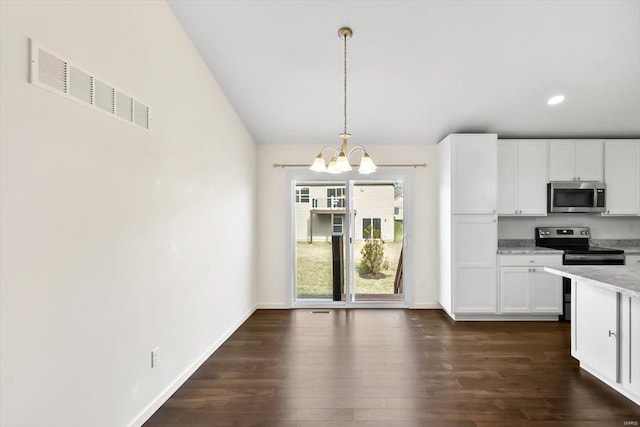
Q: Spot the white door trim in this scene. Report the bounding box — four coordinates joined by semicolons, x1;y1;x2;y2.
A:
285;169;415;308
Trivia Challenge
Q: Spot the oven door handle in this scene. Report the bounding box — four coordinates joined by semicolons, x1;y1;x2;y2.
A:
564;254;626;262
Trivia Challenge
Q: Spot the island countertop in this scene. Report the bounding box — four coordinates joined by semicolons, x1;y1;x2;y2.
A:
544;265;640;298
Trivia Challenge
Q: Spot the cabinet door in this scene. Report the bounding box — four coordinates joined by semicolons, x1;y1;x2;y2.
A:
604;140;639;215
497;140;517;215
499;267;530;313
517;140;548;215
575;281;618;382
627;255;640;268
620;296;640;397
530;267;562;313
453;136;497;214
575;140;603;182
549;140;576;181
453;215;497;313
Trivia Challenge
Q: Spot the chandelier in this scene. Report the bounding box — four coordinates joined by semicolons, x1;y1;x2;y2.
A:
309;27;377;174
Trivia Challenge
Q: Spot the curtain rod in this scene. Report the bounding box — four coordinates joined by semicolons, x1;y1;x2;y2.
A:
272;163;427;169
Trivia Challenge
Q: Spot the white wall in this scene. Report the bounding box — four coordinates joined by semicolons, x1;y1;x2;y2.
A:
0;2;256;426
499;215;640;239
256;144;438;308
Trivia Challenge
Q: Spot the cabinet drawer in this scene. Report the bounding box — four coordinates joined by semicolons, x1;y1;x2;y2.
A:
499;254;562;267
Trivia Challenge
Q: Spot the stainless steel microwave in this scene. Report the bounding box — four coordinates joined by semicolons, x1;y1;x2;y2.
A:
547;182;606;213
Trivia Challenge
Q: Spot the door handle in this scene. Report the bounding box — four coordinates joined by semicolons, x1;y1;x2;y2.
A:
609;330;616;338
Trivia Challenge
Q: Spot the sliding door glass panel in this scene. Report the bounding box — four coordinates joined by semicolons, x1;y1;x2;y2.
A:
294;181;347;300
352;181;404;302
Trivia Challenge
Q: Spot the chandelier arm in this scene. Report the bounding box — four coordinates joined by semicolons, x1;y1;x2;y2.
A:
346;145;366;159
318;145;342;156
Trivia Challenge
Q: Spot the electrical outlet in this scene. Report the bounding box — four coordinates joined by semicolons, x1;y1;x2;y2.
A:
151;347;159;369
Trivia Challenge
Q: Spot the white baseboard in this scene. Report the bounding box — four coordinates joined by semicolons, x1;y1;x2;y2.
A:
127;304;258;427
411;303;442;309
256;302;289;309
260;302;444;310
449;313;559;321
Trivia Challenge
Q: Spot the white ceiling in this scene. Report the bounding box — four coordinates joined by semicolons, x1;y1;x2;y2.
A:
168;0;640;145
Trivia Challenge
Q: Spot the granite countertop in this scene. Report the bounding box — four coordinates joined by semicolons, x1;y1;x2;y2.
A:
592;239;640;255
616;247;640;255
544;265;640;298
498;246;564;255
497;239;563;255
498;239;640;255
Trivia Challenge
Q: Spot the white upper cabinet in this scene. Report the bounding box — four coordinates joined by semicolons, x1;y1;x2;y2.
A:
548;140;603;182
548;140;576;181
452;134;497;214
603;140;639;216
576;140;604;181
497;140;517;214
497;140;547;216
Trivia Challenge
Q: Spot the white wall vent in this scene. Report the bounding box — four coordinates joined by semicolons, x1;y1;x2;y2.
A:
30;40;150;132
94;80;115;114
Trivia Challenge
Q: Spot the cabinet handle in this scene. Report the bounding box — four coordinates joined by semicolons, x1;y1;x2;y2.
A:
529;260;535;263
609;330;616;338
532;268;536;272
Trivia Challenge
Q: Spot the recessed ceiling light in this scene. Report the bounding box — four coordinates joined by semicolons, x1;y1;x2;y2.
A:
547;95;565;106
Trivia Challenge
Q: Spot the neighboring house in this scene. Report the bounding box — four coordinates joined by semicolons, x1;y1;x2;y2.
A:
394;194;404;221
295;184;395;242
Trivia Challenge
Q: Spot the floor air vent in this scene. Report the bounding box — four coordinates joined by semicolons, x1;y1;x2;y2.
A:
30;40;150;131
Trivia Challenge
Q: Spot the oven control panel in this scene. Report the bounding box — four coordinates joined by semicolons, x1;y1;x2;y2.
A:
536;227;590;239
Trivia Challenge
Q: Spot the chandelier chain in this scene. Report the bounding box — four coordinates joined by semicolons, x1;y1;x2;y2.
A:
343;32;348;136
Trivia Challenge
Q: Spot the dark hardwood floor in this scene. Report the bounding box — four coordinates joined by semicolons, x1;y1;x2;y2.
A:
144;309;640;426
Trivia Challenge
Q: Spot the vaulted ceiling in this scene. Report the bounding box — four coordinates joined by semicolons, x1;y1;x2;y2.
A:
168;0;640;145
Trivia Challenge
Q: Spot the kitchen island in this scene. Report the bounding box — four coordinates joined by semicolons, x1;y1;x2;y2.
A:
545;265;640;406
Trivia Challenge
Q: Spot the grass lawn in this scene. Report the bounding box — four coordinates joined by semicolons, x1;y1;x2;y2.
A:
296;238;403;299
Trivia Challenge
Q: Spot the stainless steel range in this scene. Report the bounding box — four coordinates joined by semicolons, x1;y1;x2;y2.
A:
535;227;625;320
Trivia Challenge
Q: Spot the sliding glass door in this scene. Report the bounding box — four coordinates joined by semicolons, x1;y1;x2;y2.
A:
293;179;404;304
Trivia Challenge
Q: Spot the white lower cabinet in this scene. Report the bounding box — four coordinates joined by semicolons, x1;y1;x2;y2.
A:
627;255;640;268
453;215;497;313
572;279;640;405
573;280;619;382
500;268;530;313
498;255;562;315
530;268;563;313
620;296;640;397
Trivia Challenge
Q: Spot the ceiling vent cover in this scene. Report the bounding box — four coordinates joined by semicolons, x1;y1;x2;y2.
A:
30;40;150;131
